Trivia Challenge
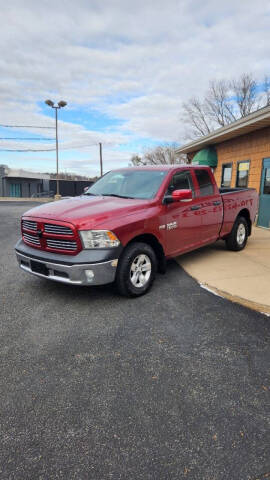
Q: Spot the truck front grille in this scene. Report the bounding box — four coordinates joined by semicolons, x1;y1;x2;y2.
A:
44;224;73;236
21;219;81;255
23;233;41;246
46;239;77;251
22;220;37;231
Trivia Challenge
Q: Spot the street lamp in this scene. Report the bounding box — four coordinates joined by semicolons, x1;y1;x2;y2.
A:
44;99;67;198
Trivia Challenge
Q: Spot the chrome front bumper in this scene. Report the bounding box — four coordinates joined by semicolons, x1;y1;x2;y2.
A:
16;251;118;286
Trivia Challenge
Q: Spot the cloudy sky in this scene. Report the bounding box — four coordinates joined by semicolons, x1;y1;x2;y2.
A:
0;0;269;176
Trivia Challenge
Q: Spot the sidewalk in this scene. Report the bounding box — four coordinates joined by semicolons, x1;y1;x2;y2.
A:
176;227;270;314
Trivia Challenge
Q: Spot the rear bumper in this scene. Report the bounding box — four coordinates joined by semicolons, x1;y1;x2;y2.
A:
15;240;120;286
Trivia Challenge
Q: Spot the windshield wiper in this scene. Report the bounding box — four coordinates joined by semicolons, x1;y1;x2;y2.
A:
102;193;135;199
83;192;99;196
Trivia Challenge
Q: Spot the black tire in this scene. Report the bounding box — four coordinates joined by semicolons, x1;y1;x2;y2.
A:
225;216;249;251
116;242;157;297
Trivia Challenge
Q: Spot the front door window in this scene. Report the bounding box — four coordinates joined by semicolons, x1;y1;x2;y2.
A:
167;170;194;194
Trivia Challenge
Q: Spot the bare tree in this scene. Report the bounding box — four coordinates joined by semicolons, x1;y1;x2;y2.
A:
47;171;96;181
182;73;270;139
130;155;143;166
182;97;212;138
205;80;237;126
263;76;270;106
130;144;187;166
231;73;257;117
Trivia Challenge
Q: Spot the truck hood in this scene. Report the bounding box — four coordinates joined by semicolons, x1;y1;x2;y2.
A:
24;195;152;229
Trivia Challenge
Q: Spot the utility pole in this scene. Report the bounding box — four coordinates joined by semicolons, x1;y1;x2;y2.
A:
99;142;103;177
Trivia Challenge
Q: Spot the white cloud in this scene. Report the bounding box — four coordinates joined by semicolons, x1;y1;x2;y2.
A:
63;148;133;177
0;0;269;175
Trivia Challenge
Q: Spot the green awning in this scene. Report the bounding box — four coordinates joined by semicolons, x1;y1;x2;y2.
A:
192;147;217;168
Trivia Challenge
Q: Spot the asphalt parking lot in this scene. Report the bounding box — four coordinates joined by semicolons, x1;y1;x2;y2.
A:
1;202;270;480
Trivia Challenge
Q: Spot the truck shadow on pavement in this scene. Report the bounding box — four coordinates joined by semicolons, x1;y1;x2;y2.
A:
32;259;180;303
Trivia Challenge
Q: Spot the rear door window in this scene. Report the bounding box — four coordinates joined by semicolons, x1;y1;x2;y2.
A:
194;169;214;196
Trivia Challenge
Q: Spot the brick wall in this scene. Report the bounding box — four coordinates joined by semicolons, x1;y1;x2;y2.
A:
214;126;270;192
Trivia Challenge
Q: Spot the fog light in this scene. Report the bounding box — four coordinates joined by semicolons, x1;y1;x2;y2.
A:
85;269;95;282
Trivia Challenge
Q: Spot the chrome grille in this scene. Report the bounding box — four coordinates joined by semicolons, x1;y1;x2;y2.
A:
23;233;40;246
44;224;73;236
46;239;77;251
22;220;37;231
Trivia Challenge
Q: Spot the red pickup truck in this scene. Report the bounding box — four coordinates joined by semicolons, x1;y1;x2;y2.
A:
15;165;258;297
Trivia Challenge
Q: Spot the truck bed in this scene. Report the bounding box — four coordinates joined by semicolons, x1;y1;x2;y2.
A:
219;187;258;238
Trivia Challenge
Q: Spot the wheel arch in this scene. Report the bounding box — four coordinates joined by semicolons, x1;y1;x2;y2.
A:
237;208;252;235
125;233;166;273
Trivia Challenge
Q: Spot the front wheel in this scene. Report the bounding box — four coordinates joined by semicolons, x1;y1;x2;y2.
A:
116;242;157;297
225;216;249;251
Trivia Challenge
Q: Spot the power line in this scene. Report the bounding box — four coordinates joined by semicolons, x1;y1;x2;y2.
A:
0;124;55;129
0;143;101;152
0;140;115;152
0;148;57;152
0;137;54;141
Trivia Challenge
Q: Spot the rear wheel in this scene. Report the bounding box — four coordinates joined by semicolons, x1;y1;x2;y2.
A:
225;216;248;251
116;242;157;297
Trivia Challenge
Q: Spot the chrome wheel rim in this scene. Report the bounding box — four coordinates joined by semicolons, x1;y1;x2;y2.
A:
237;223;246;245
130;254;151;288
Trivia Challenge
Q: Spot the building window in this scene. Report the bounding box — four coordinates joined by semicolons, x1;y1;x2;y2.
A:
221;163;232;187
194;169;214;196
10;183;22;197
236;161;250;188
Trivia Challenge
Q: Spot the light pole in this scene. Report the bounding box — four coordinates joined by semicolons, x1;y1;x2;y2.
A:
99;142;103;176
45;99;67;198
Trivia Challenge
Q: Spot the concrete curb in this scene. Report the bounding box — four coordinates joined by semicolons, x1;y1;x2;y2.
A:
177;227;270;317
184;271;270;316
0;197;53;202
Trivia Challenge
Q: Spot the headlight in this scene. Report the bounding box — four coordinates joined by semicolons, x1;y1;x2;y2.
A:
79;230;120;249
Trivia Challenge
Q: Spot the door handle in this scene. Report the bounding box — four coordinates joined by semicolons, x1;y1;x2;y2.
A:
213;201;221;206
190;205;201;210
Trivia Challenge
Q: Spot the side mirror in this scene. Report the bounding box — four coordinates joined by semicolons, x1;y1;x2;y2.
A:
163;188;192;204
83;186;89;193
172;189;193;202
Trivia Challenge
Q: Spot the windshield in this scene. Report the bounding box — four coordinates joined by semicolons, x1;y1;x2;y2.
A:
84;170;168;199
